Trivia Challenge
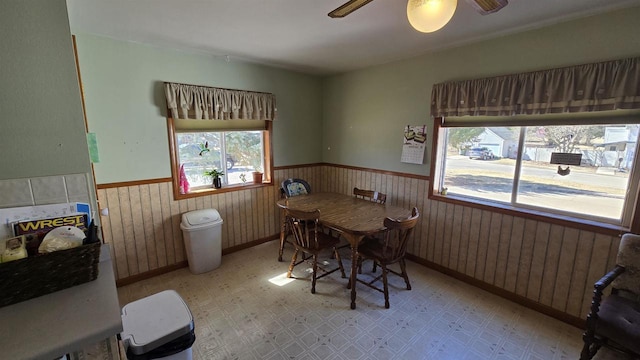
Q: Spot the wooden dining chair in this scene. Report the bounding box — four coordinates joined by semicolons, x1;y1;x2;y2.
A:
278;178;312;261
353;187;387;204
284;207;346;294
349;207;419;308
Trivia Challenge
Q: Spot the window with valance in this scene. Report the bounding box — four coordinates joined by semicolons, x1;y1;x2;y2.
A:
430;57;640;232
165;82;277;120
164;82;276;199
431;57;640;118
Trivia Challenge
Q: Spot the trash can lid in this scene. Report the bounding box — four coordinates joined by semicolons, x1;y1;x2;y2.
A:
182;209;221;227
121;290;194;355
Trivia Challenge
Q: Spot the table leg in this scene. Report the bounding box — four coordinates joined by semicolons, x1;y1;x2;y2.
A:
278;210;287;262
350;242;358;309
342;233;364;310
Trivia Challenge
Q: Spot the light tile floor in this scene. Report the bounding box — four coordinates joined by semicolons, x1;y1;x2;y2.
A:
117;241;628;360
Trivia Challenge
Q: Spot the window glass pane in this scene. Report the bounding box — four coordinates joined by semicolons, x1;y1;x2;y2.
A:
517;124;637;220
177;132;222;188
225;131;263;185
437;121;640;225
442;127;519;203
176;130;265;189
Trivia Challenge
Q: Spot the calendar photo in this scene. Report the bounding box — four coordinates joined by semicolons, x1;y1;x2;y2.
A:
401;125;427;164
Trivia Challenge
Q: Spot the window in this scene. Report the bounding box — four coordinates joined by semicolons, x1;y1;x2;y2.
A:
433;121;640;227
168;118;272;198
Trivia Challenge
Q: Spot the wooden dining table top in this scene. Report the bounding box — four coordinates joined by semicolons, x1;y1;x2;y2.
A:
276;192;412;236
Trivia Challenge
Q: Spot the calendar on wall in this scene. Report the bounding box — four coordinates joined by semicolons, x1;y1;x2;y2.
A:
401;125;427;164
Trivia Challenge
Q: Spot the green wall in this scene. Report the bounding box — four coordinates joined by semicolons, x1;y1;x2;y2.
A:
322;6;640;175
73;6;640;184
74;34;323;184
0;0;91;179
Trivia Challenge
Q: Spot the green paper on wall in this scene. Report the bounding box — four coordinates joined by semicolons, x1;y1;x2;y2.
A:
87;132;100;163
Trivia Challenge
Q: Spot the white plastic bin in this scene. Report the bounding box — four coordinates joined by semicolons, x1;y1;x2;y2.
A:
180;209;223;274
120;290;195;360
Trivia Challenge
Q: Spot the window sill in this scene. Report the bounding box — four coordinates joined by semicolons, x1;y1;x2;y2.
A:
429;192;627;237
174;181;273;200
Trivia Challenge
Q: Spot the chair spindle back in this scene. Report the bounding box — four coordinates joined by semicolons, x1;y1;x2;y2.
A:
380;207;419;262
285;208;320;250
353;187;387;204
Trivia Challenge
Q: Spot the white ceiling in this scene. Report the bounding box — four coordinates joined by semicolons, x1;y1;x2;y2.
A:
66;0;640;76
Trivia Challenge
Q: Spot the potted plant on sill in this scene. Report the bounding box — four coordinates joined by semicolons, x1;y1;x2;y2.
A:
252;166;263;184
204;169;224;189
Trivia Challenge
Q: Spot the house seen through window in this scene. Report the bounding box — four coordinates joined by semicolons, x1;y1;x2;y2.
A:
436;123;640;226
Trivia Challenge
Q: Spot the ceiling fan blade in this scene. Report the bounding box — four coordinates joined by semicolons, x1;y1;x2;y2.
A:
328;0;375;18
466;0;508;15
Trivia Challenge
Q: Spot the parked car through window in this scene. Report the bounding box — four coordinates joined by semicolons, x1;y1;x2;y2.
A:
466;147;494;160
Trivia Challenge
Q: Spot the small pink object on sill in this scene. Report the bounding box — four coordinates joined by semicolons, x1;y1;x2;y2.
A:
179;164;190;194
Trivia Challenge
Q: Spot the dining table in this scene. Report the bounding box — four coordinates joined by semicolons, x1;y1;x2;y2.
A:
276;192;412;309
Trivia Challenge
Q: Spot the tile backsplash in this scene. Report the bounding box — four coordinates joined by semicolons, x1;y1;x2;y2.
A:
0;174;92;208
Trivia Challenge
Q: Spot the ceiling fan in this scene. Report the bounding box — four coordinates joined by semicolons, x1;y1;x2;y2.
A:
329;0;508;33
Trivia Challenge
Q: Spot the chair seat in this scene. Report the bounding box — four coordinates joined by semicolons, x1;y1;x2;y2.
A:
596;294;640;355
358;240;400;263
304;232;341;251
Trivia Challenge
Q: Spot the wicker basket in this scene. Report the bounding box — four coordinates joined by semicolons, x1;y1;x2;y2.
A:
0;242;101;307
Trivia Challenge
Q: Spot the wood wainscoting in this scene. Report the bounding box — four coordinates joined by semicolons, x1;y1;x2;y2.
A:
97;166;323;285
99;163;620;324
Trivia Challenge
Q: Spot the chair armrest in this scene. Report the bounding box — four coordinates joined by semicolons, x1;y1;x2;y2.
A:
584;265;626;340
595;265;625;292
586;265;625;327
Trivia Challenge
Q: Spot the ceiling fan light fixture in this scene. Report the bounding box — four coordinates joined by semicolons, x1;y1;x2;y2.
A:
329;0;375;18
407;0;458;33
465;0;508;15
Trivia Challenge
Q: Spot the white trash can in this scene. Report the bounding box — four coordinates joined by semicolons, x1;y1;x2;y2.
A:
180;209;223;274
120;290;195;360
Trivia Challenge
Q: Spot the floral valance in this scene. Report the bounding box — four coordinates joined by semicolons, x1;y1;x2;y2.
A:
164;82;277;120
431;57;640;117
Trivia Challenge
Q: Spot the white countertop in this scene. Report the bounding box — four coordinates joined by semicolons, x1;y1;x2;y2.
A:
0;244;123;360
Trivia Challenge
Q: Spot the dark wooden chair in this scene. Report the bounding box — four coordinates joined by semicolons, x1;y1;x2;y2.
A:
349;207;419;308
581;233;640;360
353;187;387;204
284;207;346;294
278;178;312;261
